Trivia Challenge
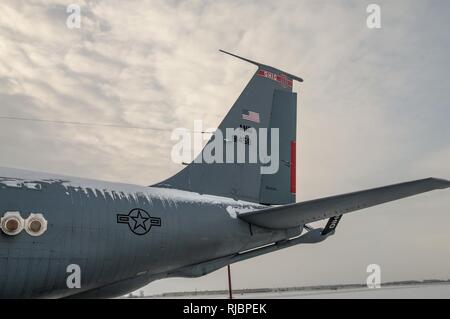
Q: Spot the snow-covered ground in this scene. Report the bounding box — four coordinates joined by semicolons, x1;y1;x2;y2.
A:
150;283;450;299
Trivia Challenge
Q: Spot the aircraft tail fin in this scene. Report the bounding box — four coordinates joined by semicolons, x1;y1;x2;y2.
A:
153;50;302;205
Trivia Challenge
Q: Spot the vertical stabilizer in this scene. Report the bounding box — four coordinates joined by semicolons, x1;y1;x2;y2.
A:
154;51;302;205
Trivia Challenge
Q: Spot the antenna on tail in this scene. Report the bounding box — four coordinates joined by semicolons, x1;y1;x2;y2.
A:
219;49;304;83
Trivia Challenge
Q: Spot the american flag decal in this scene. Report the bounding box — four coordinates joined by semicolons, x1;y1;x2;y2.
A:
242;109;260;123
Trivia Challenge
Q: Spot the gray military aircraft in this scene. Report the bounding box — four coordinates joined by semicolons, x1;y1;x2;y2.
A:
0;50;449;298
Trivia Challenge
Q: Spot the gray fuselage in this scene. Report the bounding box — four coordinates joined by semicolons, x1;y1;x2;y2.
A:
0;167;294;298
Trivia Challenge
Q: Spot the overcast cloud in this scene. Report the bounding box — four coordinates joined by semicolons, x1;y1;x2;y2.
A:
0;0;449;295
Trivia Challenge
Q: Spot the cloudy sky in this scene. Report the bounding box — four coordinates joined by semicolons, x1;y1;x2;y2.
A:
0;0;449;295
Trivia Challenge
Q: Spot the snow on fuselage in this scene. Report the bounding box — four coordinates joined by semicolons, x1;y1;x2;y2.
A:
0;167;290;298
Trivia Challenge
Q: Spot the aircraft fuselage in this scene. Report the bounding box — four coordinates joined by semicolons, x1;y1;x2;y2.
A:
0;167;292;298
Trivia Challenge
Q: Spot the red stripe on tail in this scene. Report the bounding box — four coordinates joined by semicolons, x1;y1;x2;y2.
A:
290;141;296;194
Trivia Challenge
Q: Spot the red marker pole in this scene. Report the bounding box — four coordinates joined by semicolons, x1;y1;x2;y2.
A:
227;265;233;299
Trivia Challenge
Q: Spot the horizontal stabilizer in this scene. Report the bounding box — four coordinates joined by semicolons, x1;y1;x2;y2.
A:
239;178;450;229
